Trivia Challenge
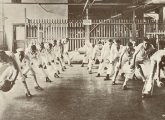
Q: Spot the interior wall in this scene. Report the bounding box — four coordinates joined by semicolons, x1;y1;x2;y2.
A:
4;2;68;51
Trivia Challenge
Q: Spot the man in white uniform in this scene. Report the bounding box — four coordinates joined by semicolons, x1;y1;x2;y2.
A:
96;39;113;77
129;37;155;82
52;40;64;72
15;48;43;96
81;42;94;67
0;51;19;92
123;38;155;90
88;41;103;74
111;42;135;85
62;38;72;67
142;50;165;98
26;44;52;82
104;39;123;80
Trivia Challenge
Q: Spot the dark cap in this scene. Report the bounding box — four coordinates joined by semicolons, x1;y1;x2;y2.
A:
98;41;102;44
31;45;37;51
115;39;121;43
108;39;113;43
127;42;133;47
143;37;149;42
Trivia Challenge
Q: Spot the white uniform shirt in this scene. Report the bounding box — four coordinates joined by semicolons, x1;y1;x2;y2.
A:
63;42;69;54
15;53;32;75
109;44;123;63
150;50;165;62
100;43;112;60
135;43;154;61
92;44;103;59
120;47;135;64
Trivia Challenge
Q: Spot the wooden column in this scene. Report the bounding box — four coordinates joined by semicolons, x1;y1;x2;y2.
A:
158;7;165;30
24;8;27;49
85;8;90;43
132;9;136;42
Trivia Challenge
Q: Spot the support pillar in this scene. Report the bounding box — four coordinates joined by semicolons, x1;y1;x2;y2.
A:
158;7;165;30
85;8;90;44
24;8;27;49
132;9;136;42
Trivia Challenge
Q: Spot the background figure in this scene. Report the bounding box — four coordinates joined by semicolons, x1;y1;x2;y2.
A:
81;42;94;67
142;50;165;98
15;48;43;97
62;38;72;67
88;41;103;74
104;39;123;80
129;37;155;82
26;44;52;82
111;42;135;88
96;39;113;77
0;51;19;92
52;40;64;72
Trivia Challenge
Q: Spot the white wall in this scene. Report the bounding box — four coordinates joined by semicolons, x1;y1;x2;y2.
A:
4;2;68;50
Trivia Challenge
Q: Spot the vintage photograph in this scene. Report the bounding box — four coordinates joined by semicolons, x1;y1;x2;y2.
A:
0;0;165;120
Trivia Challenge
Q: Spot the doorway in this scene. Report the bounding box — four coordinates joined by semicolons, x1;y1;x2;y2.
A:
13;24;25;52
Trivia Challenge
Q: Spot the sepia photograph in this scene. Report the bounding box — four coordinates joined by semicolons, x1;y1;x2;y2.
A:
0;0;165;120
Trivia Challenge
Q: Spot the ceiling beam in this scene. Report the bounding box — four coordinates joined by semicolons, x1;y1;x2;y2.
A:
3;2;165;6
3;2;131;5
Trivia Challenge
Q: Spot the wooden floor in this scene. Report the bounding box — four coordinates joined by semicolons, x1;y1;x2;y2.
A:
0;64;165;120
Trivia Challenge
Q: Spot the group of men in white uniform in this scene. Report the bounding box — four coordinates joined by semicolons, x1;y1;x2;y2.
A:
0;38;72;97
82;37;165;98
0;36;165;99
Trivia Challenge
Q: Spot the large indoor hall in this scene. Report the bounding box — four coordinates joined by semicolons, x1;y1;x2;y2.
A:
1;0;165;120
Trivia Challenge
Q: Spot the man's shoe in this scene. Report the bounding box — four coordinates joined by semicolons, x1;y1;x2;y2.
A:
122;85;127;90
89;70;92;74
69;64;73;67
81;64;84;67
112;81;116;85
34;86;43;91
54;73;60;78
46;77;52;82
104;74;110;80
57;70;60;74
25;92;32;97
142;93;151;99
96;73;100;77
64;66;67;69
